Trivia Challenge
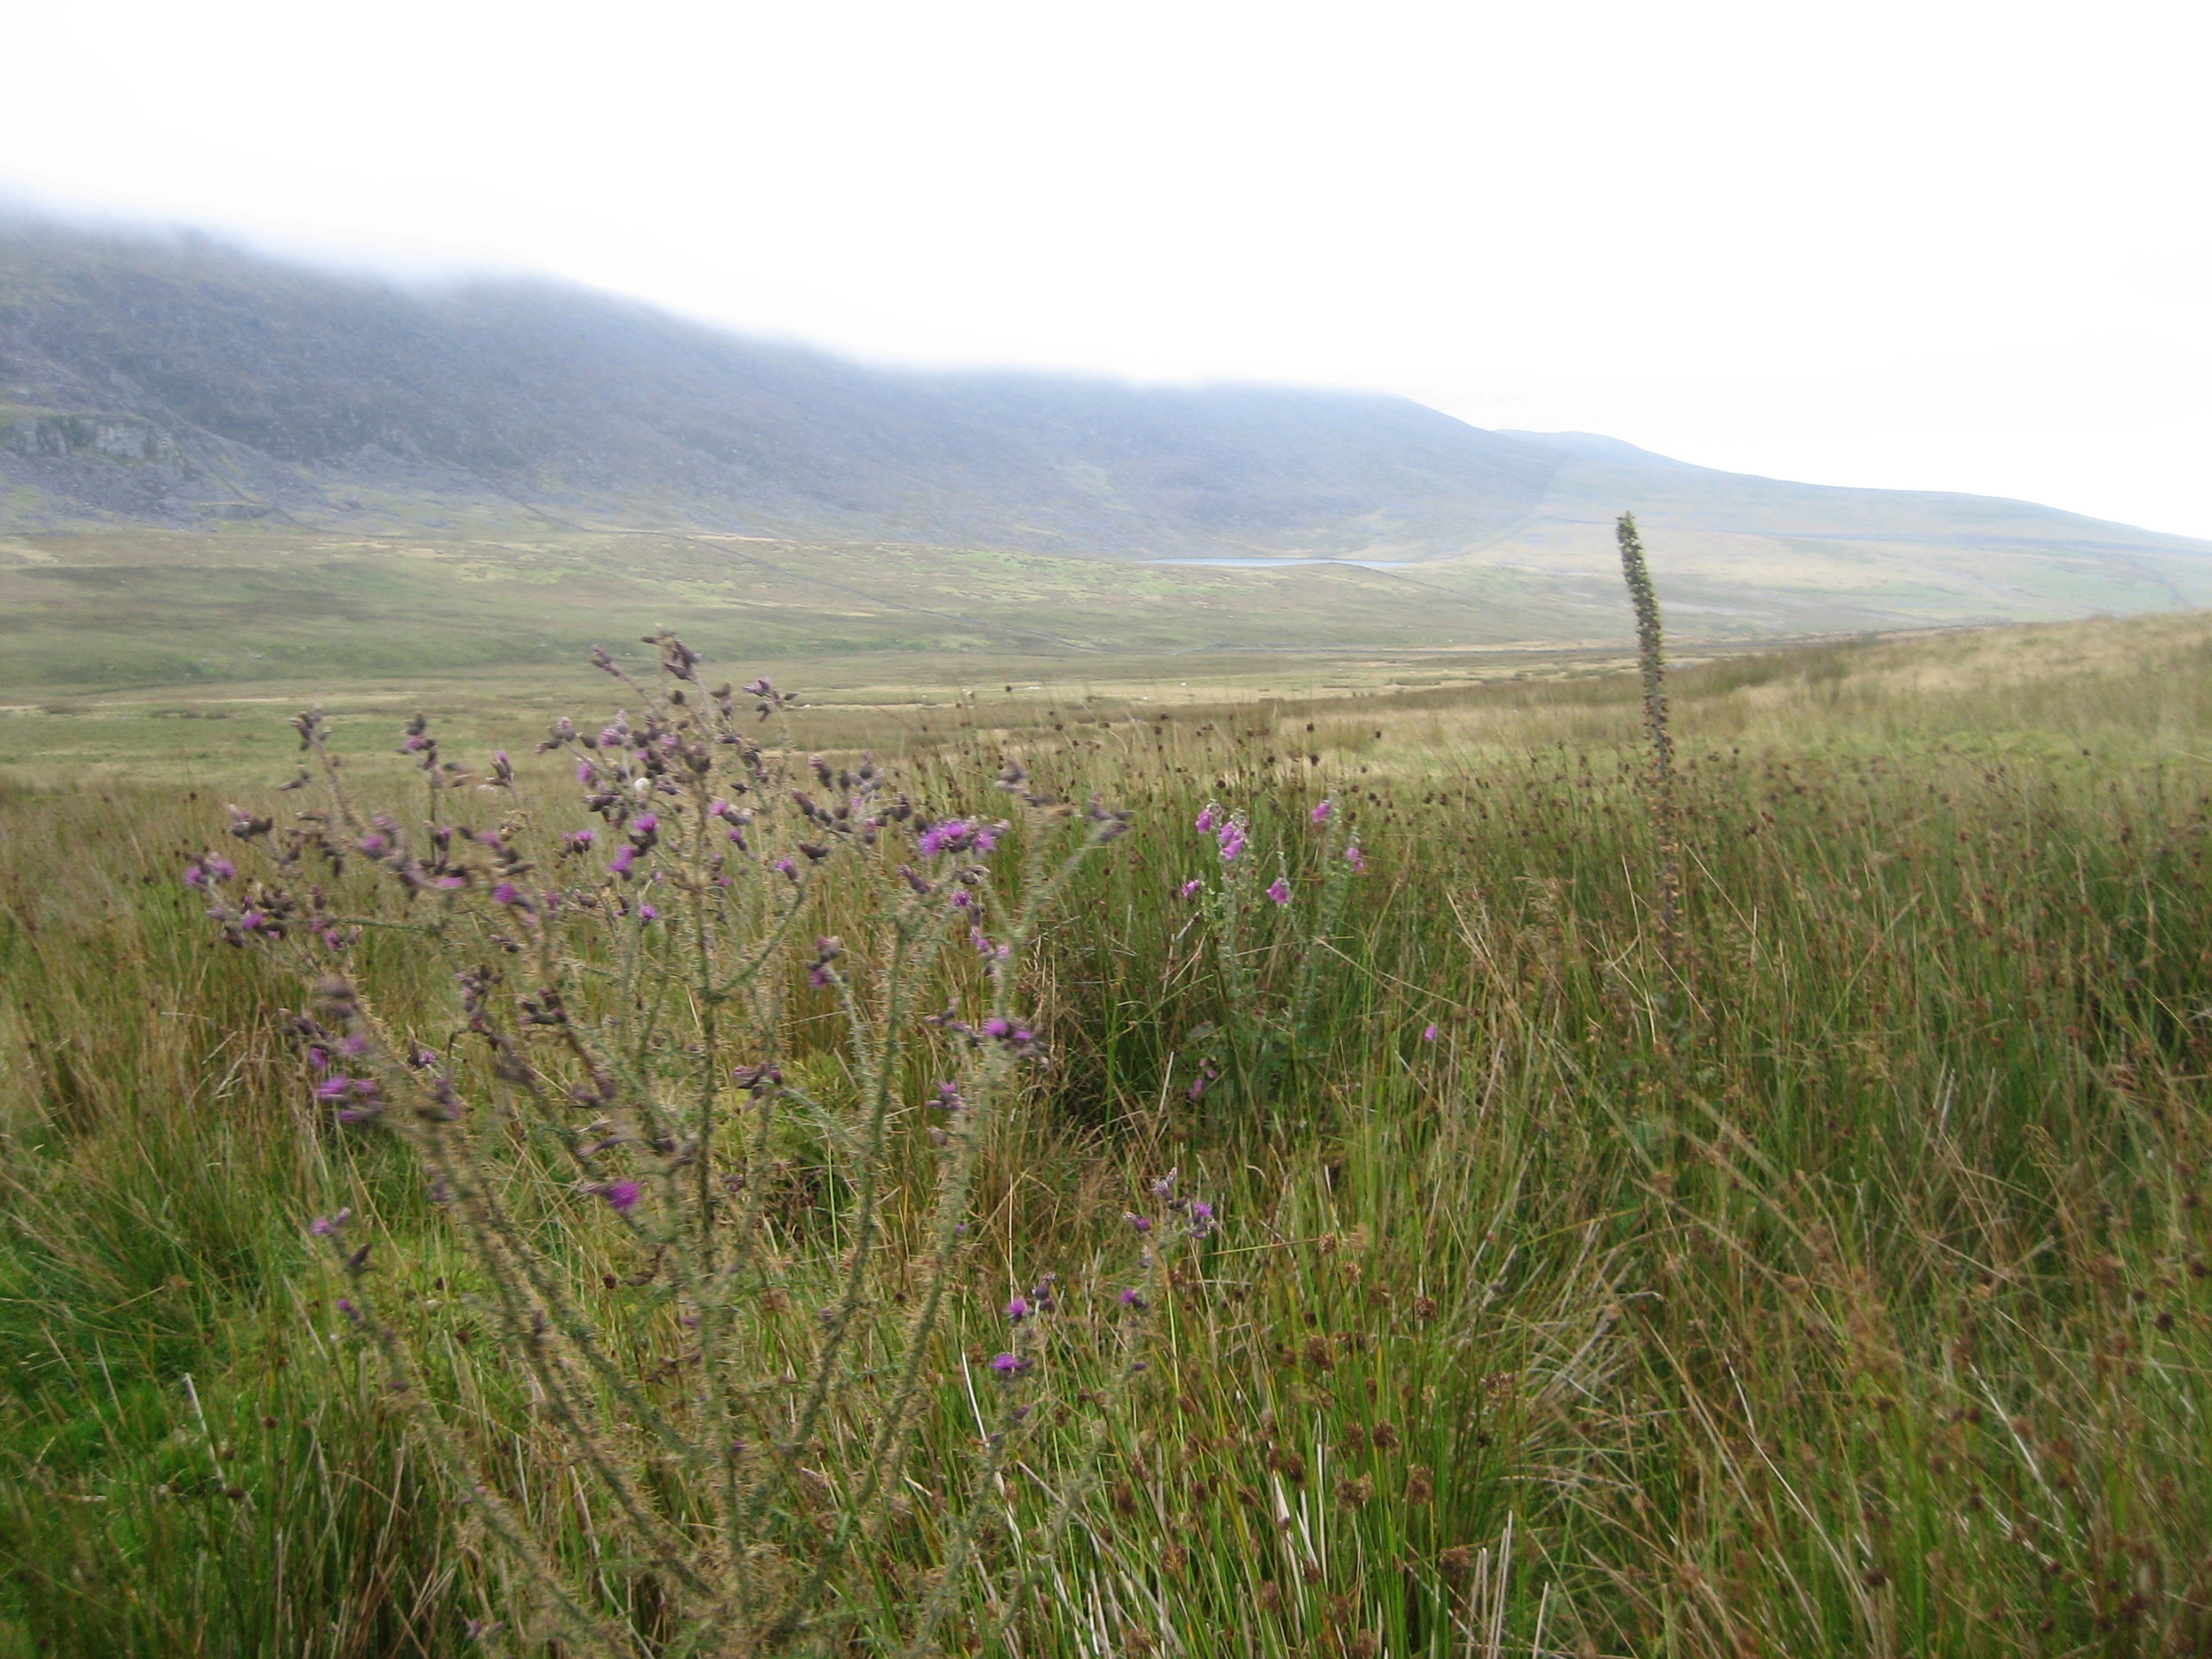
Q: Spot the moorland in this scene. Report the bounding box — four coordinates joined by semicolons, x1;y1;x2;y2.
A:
4;598;2210;1657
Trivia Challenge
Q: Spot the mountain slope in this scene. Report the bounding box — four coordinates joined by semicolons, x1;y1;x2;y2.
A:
3;212;2208;646
0;217;1564;551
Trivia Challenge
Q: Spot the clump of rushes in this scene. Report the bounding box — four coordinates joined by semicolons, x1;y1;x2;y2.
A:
1616;511;1685;995
189;630;1189;1655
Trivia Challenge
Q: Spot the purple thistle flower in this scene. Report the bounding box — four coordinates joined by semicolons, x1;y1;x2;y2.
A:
987;1352;1031;1379
1125;1211;1153;1233
632;813;657;835
637;903;660;922
1118;1287;1148;1310
1179;879;1202;899
309;1209;351;1236
609;844;636;877
1311;799;1333;824
493;881;522;906
341;1033;370;1057
981;1016;1012;1041
972;826;1000;854
772;856;798;881
602;1180;641;1214
314;1076;355;1102
1187;1200;1217;1240
1004;1294;1032;1322
1265;877;1292;905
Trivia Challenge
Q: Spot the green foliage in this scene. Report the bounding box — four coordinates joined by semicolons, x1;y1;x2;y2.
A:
4;613;2211;1654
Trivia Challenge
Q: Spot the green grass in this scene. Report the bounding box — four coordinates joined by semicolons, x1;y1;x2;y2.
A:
4;611;2212;1655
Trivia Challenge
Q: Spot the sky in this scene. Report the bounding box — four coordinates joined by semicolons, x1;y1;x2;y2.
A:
4;0;2208;536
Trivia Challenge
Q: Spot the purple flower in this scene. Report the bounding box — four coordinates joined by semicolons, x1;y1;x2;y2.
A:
1311;799;1333;824
1004;1294;1032;1322
493;881;522;906
1187;1200;1217;1240
602;1180;641;1214
1118;1287;1148;1310
609;844;636;877
309;1209;351;1236
637;903;660;922
772;856;798;881
987;1353;1031;1379
1423;1023;1438;1043
565;829;595;851
1124;1211;1153;1233
576;759;597;785
314;1076;355;1102
632;813;657;835
341;1033;370;1057
1217;820;1246;863
1345;844;1366;872
1195;806;1217;833
1179;879;1202;899
1265;878;1292;905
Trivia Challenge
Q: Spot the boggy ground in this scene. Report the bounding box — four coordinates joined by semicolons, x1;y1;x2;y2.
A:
3;611;2211;1656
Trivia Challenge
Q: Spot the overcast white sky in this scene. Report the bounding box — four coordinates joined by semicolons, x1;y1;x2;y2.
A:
4;0;2208;535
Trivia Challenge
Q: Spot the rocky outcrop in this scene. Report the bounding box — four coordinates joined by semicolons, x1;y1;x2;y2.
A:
2;412;182;465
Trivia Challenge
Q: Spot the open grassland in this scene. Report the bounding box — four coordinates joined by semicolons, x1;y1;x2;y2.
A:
4;611;2212;1656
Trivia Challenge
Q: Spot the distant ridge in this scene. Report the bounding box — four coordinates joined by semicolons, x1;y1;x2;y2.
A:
4;211;2209;640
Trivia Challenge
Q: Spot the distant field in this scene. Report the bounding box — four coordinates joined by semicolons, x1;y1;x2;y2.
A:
6;609;2212;1656
10;521;2212;712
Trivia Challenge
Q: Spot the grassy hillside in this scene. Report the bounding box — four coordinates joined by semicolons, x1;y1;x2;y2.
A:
4;609;2210;1655
6;213;2208;645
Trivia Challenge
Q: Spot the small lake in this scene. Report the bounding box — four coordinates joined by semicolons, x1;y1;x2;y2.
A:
1141;557;1420;570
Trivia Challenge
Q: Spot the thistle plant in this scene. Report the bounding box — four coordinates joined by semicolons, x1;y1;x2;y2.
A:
1177;795;1365;1119
182;632;1188;1655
